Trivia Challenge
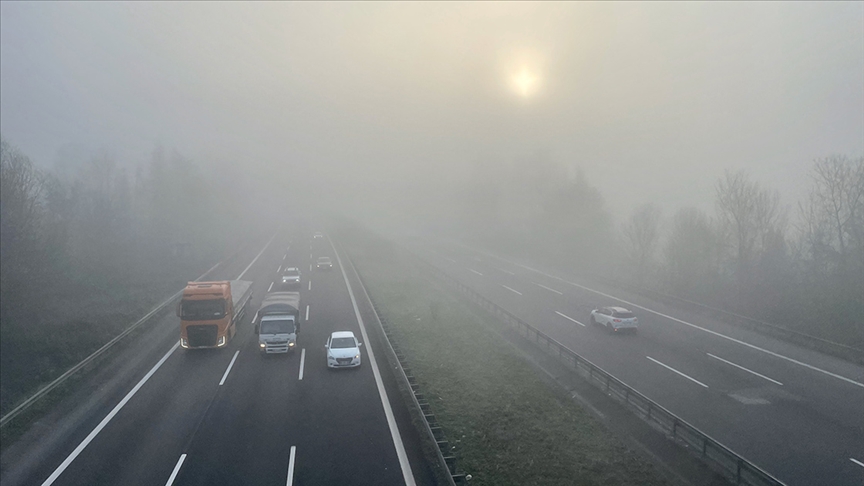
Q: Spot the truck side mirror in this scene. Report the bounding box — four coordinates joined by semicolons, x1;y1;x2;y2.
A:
175;301;182;317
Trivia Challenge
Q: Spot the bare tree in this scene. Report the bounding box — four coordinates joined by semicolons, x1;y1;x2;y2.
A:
804;155;864;272
0;136;50;326
663;207;721;295
621;203;662;283
715;170;785;283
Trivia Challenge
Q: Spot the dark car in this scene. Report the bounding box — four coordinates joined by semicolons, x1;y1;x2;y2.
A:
316;256;333;270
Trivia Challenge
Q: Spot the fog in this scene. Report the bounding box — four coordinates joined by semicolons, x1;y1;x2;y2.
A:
2;3;863;334
2;5;864;482
2;2;861;223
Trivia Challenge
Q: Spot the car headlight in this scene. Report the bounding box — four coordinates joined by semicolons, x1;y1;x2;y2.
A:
354;354;360;359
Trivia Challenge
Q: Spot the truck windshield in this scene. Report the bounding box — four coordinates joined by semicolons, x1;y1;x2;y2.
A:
260;319;295;334
181;299;226;320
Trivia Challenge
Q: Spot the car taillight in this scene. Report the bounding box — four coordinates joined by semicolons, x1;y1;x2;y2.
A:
613;319;621;322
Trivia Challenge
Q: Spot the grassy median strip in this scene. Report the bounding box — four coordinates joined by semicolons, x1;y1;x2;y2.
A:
345;232;669;486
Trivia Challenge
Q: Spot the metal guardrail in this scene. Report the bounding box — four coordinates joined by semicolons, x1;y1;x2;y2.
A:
341;248;463;486
0;259;225;428
415;256;787;486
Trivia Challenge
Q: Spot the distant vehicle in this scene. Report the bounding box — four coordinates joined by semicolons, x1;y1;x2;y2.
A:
281;267;301;287
590;306;638;334
178;280;253;349
325;331;362;368
313;232;324;239
255;292;300;354
316;256;333;270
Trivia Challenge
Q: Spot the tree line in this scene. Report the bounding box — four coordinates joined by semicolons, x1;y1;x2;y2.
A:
0;135;252;411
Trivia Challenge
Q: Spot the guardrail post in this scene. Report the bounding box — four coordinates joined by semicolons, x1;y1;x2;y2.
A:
736;458;742;484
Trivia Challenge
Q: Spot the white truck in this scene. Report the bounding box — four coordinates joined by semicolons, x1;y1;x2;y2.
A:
255;291;300;354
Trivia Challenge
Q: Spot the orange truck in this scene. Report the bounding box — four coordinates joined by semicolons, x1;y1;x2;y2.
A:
177;280;253;349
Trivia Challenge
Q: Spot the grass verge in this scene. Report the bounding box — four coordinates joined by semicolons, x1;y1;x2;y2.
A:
344;229;670;486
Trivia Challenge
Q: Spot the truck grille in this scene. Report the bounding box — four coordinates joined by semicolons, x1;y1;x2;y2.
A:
187;325;218;347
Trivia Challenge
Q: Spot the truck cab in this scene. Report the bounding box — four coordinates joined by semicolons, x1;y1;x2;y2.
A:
255;291;301;354
179;280;253;349
258;315;297;353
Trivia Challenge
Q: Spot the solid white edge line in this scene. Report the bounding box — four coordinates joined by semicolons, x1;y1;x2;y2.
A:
298;348;306;381
237;233;276;280
506;260;864;389
219;350;240;386
41;341;180;486
164;453;187;486
469;269;483;276
707;353;783;386
555;311;586;327
305;305;310;321
850;457;864;468
268;282;274;292
501;284;522;296
534;282;563;295
329;237;416;486
286;445;297;486
647;356;709;388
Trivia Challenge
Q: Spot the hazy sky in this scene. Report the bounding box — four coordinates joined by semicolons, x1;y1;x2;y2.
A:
1;2;862;218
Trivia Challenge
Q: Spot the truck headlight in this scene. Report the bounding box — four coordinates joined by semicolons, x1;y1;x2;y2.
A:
181;338;188;348
289;342;296;347
217;336;226;346
259;343;266;348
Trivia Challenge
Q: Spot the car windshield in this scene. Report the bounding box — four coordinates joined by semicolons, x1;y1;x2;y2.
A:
317;258;330;263
284;270;299;277
260;319;294;334
613;312;635;319
330;337;356;349
180;299;226;320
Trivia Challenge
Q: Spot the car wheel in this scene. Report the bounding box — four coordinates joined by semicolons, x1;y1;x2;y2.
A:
606;323;614;334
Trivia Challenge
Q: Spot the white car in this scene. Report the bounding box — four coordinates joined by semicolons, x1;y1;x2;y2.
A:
281;267;301;287
590;306;638;333
313;232;324;239
325;331;362;368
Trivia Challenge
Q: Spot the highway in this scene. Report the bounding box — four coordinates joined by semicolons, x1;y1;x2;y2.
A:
415;240;864;486
1;232;432;486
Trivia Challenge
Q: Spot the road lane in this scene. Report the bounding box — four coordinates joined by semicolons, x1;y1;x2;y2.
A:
421;240;864;486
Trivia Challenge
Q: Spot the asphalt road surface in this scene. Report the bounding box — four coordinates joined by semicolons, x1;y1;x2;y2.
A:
415;239;864;486
2;232;432;486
